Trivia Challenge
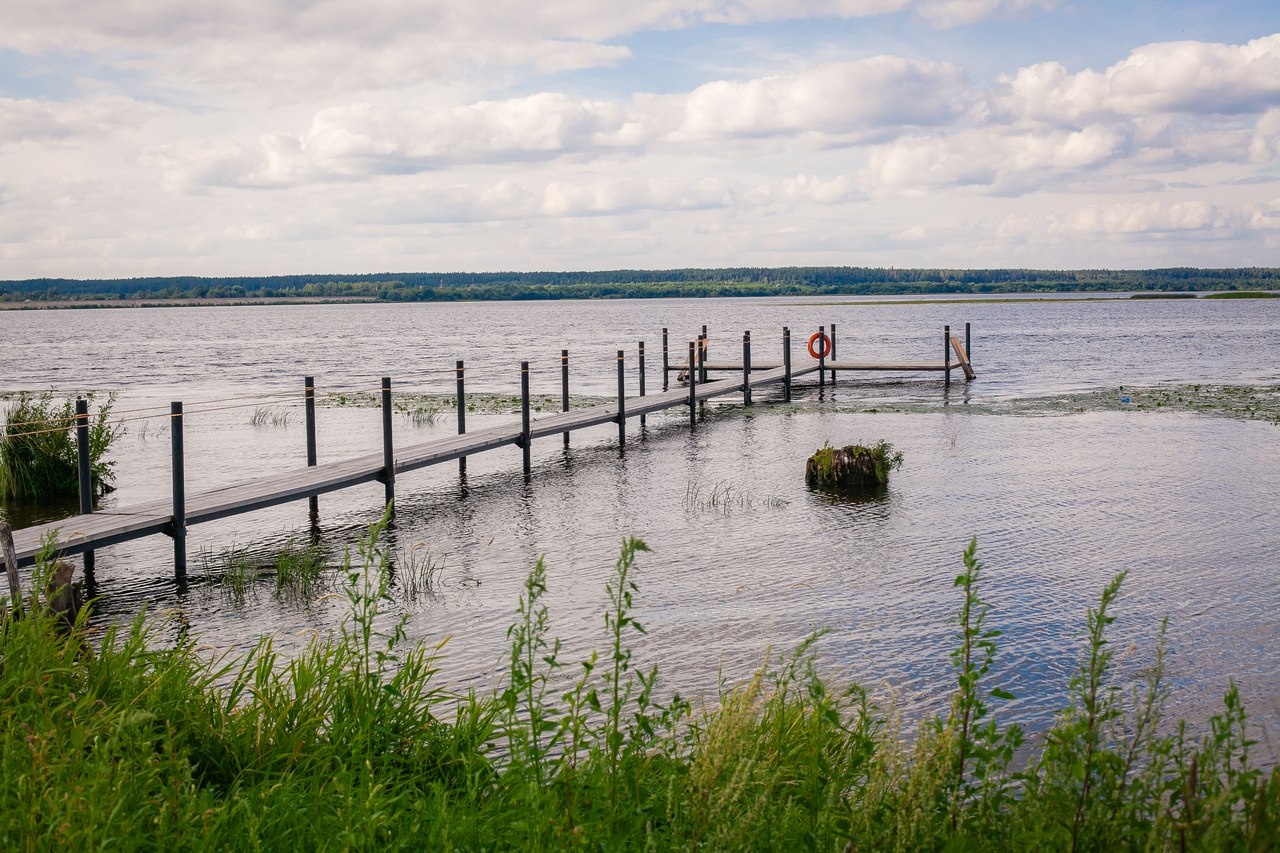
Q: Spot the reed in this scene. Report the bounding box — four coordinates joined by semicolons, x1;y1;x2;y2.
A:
0;391;122;502
2;526;1275;849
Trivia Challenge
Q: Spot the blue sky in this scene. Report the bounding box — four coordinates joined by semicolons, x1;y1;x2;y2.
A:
2;0;1279;278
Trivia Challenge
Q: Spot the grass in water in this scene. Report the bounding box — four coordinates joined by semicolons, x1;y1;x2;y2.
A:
0;391;123;501
2;525;1276;849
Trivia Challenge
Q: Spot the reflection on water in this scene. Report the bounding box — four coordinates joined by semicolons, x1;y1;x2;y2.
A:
1;297;1278;755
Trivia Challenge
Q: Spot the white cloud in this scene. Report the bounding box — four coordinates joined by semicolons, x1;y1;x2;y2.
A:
916;0;1056;29
0;95;161;145
673;57;971;140
1250;107;1280;161
989;33;1280;125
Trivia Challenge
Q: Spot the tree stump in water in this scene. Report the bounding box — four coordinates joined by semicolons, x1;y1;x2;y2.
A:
45;560;84;631
805;441;903;494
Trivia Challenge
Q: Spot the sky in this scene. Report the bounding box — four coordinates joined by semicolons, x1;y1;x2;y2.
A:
2;0;1280;278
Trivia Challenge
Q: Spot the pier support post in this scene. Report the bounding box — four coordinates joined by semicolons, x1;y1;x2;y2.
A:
965;322;971;365
561;350;570;448
687;341;697;431
662;328;669;391
944;326;951;389
75;398;95;575
830;323;837;386
456;361;467;474
818;325;826;393
783;327;792;402
520;362;532;479
700;326;709;384
638;341;646;428
169;402;186;578
742;331;752;406
381;377;395;513
304;377;318;516
616;350;626;449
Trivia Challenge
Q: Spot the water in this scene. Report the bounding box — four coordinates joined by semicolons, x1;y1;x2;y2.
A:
2;295;1278;752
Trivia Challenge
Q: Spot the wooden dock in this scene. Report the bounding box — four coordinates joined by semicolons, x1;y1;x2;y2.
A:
4;323;973;575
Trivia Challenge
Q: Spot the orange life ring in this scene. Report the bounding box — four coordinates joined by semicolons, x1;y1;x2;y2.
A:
807;332;831;360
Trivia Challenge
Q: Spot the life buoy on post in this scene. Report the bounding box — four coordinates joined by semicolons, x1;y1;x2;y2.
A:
807;332;831;360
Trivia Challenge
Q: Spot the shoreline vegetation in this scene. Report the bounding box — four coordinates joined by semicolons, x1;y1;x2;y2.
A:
2;266;1279;307
2;524;1276;848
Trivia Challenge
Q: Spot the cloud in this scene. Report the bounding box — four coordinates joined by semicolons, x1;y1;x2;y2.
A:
673;57;971;140
1250;107;1280;161
989;33;1280;125
0;95;160;145
997;198;1280;242
916;0;1056;29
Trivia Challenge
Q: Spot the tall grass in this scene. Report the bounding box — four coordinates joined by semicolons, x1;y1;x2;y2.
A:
0;391;122;501
1;524;1276;849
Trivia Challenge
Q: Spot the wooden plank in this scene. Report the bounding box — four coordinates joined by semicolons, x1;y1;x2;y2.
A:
822;361;952;372
949;335;976;380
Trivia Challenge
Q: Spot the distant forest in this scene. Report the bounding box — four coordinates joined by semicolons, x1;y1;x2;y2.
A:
3;267;1278;303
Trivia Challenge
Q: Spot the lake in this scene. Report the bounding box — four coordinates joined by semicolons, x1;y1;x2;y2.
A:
2;295;1278;753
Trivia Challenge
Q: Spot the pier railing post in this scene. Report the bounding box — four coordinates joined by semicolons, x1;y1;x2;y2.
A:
944;326;952;389
75;398;95;575
661;328;669;391
687;341;697;431
304;377;318;516
456;361;467;474
783;327;792;402
830;323;837;386
616;349;626;449
520;361;532;479
742;331;752;406
561;349;570;448
169;402;186;578
818;325;826;393
381;377;395;512
700;327;709;384
638;341;646;428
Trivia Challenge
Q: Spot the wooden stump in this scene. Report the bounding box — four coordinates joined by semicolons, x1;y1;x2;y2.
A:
805;441;903;494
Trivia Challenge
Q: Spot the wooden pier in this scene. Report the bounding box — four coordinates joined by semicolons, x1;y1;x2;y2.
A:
3;324;973;576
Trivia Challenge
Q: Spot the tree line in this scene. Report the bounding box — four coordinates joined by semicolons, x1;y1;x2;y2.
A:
3;266;1277;303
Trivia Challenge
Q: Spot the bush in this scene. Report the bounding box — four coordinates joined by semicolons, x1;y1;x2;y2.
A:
0;391;122;502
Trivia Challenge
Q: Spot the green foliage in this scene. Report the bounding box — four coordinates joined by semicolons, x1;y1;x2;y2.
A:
2;533;1277;850
806;439;904;491
0;391;122;502
6;266;1278;303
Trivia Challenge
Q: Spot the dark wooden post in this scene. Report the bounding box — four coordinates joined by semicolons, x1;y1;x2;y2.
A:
75;398;95;574
742;331;752;406
700;327;709;384
818;325;826;392
944;326;952;389
830;323;837;386
661;328;669;391
638;341;647;428
965;322;971;364
560;349;570;447
1;523;20;615
170;401;186;577
456;361;467;475
304;377;318;516
687;341;697;430
381;377;395;511
520;361;532;479
616;350;626;449
783;327;792;402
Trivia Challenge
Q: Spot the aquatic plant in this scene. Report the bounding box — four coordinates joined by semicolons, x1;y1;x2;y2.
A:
0;391;123;502
248;405;292;428
1;531;1276;849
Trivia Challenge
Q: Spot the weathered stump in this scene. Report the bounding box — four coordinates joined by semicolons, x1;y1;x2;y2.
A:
805;441;903;494
45;560;84;630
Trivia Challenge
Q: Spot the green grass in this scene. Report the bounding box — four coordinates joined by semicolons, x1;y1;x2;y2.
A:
0;391;123;502
1202;290;1280;299
2;526;1276;849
